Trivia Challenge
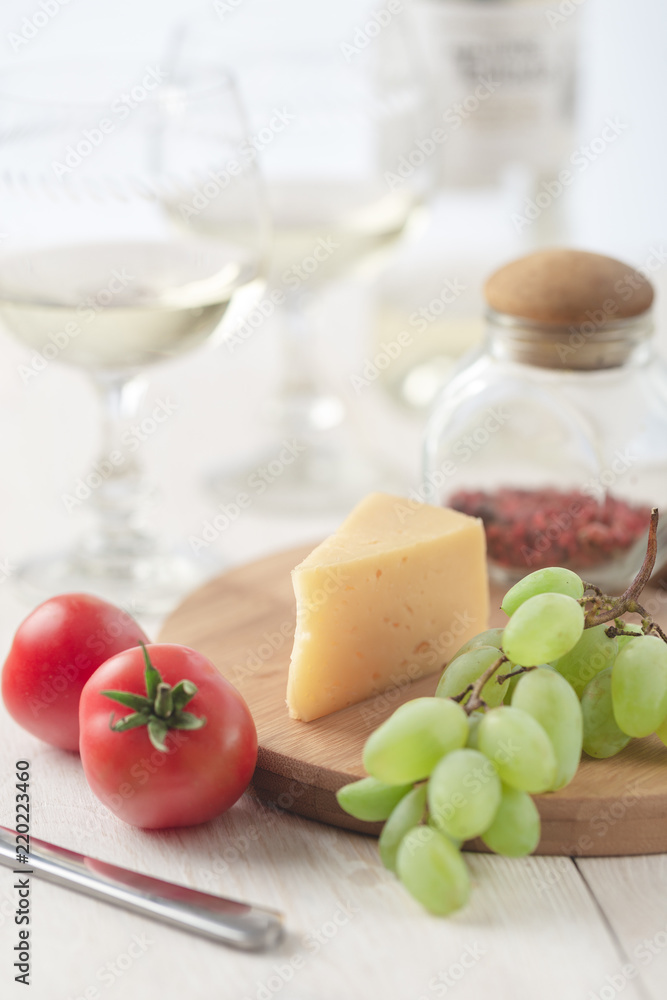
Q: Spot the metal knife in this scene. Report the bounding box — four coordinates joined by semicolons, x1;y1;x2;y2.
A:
0;825;284;951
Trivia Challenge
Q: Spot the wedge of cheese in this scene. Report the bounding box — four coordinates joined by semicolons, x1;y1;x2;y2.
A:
286;492;488;721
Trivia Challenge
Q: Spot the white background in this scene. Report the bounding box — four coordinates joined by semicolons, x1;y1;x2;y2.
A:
0;0;664;585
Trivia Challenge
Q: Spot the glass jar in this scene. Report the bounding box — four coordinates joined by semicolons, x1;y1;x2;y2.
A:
423;249;667;591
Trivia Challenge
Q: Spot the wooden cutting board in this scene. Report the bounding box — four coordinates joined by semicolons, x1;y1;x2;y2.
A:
158;544;667;856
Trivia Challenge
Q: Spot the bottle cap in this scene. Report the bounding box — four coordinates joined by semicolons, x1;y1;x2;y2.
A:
484;249;654;369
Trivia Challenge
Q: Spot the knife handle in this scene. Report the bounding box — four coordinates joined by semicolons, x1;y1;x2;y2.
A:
0;827;283;951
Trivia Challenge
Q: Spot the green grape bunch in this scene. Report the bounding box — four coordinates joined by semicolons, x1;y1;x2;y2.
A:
337;508;667;917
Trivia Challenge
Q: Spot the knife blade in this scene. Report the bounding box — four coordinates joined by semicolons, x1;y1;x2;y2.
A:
0;825;284;951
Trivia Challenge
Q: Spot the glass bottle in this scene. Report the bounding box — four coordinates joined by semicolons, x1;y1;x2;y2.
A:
423;249;667;591
371;0;580;411
412;0;578;196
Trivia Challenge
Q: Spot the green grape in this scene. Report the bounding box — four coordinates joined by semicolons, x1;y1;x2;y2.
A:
436;647;508;707
477;706;556;793
552;624;618;697
501;567;584;617
336;777;413;822
428;748;501;841
611;635;667;738
448;628;504;662
363;697;468;784
655;713;667;748
503;593;584;666
379;785;427;872
512;667;583;789
506;663;555;702
426;820;463;850
396;825;470;916
466;713;482;749
615;622;644;652
580;667;631;759
505;672;521;703
481;783;541;857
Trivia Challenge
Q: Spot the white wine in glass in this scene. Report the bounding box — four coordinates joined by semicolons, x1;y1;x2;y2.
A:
0;59;266;613
0;240;256;369
187;2;431;512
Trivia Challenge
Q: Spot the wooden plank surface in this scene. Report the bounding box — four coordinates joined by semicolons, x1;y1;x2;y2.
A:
0;714;650;1000
576;855;667;999
0;559;664;1000
159;544;667;856
2;543;666;999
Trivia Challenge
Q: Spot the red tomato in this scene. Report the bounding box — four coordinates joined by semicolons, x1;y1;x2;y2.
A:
1;594;149;752
79;643;258;829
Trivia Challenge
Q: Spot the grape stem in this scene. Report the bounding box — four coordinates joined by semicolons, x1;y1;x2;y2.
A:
496;665;536;685
464;655;508;715
644;618;667;643
582;583;604;599
450;684;474;704
450;509;662;711
605;626;641;639
584;508;661;631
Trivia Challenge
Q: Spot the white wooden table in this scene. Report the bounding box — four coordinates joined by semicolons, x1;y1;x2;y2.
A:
1;348;667;1000
1;207;667;1000
1;691;667;1000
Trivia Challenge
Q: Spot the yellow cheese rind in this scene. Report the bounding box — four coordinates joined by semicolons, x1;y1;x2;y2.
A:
286;493;488;722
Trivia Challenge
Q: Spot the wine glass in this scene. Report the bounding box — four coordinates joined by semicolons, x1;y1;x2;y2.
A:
0;57;266;613
194;1;431;513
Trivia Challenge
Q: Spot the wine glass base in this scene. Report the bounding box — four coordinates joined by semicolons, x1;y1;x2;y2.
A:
13;544;220;618
207;439;405;517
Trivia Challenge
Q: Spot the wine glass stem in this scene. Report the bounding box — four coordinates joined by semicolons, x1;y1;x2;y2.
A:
83;371;155;560
276;291;344;434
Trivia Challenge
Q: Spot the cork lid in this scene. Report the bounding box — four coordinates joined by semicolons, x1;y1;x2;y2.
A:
485;249;654;325
483;249;654;370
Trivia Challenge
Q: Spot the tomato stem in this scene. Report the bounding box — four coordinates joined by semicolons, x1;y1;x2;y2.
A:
101;644;206;752
154;683;174;720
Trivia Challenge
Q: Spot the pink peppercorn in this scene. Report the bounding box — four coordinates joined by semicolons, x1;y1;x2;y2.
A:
449;487;650;571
